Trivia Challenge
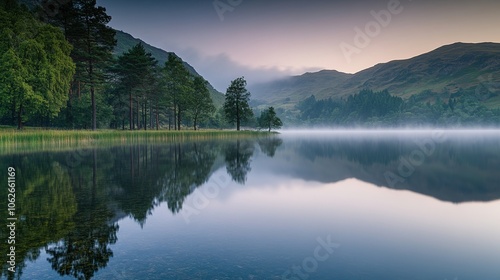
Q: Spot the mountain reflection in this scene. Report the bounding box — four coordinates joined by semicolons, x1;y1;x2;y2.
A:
287;135;500;203
1;133;499;279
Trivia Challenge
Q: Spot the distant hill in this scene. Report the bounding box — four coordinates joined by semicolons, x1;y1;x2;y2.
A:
114;30;225;107
250;42;500;109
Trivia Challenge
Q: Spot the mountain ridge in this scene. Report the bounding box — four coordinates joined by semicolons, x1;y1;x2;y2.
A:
250;42;500;109
114;30;225;107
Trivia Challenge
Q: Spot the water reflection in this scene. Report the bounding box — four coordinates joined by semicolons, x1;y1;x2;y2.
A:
0;137;282;279
280;132;500;202
0;132;499;279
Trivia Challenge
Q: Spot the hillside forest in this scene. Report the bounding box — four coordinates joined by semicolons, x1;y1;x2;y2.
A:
1;0;499;130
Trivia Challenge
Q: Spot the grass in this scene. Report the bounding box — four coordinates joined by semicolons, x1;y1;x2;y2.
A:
0;129;272;154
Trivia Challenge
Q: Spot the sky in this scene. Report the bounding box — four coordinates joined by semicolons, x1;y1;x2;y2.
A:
96;0;500;92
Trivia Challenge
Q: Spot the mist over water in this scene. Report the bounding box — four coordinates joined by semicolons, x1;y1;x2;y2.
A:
2;129;499;279
280;127;500;139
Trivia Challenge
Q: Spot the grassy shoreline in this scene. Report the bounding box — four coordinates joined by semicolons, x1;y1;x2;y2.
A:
0;129;272;148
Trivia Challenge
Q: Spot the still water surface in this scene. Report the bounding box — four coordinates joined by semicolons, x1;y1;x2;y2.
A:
1;130;499;280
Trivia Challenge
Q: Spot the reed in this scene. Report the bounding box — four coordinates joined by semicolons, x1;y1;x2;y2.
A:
0;129;271;154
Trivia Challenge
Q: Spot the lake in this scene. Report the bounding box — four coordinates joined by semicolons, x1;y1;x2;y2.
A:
1;130;500;280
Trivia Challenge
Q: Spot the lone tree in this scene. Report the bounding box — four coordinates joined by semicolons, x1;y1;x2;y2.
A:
223;77;253;131
258;106;283;132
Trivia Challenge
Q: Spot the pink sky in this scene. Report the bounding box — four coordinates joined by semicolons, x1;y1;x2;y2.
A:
98;0;500;91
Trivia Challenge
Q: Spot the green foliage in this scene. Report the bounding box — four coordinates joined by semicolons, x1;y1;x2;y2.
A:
0;3;239;131
163;54;193;130
186;77;216;130
296;89;500;126
47;0;116;130
114;43;158;130
70;92;113;129
251;43;500;106
223;77;254;131
113;30;225;108
258;106;283;131
0;2;75;129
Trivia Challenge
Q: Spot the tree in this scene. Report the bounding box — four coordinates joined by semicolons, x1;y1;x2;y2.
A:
258;106;283;132
47;0;116;130
0;2;75;129
223;77;253;131
114;43;158;130
163;54;192;130
187;77;215;130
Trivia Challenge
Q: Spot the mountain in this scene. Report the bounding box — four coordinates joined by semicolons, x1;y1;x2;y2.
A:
114;30;225;107
250;42;500;109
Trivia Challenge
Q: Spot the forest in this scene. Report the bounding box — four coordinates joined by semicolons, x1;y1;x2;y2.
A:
296;89;500;127
0;0;282;131
1;0;498;131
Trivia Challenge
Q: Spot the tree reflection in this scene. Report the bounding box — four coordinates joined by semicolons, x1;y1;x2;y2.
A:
0;156;77;280
46;150;118;280
46;223;118;280
0;138;261;279
224;139;255;184
258;136;283;157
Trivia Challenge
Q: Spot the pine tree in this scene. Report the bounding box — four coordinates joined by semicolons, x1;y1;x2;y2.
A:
47;0;116;130
258;106;283;132
115;43;157;130
223;77;253;131
187;77;215;130
163;54;192;130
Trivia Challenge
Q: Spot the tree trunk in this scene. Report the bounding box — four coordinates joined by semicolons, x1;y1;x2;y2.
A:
17;104;23;130
87;19;96;131
129;92;133;130
177;106;181;131
236;101;240;131
136;99;140;130
143;101;147;131
168;110;172;131
155;102;159;130
91;86;96;130
149;102;153;129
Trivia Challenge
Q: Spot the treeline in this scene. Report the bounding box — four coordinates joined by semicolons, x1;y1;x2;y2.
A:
0;0;212;130
296;89;500;126
0;0;283;131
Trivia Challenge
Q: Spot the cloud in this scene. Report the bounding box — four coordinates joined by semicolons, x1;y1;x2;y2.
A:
175;47;322;92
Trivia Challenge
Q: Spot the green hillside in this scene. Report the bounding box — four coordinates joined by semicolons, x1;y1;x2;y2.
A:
114;30;225;107
250;42;500;109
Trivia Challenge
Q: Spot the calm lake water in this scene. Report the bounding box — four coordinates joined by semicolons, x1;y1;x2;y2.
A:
1;130;500;280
